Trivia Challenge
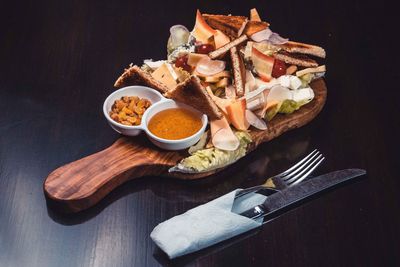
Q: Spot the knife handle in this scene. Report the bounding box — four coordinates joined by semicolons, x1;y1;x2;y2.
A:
239;205;265;220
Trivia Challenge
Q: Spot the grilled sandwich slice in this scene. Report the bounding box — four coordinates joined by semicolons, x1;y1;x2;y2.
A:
202;14;248;39
278;41;326;58
274;51;319;68
203;13;269;39
230;46;246;97
165;76;223;119
244;20;269;36
114;65;170;94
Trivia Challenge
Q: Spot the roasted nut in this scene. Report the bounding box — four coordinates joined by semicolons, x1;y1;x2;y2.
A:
129;96;139;103
122;106;134;115
128;100;136;111
110;113;120;122
115;100;126;111
118;111;127;121
126;116;137;125
110;96;151;126
137;99;145;108
134;106;145;115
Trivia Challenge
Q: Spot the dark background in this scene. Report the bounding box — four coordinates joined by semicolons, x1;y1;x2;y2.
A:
0;0;399;266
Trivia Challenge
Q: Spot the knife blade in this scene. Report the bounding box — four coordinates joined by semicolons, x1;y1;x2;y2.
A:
240;168;366;220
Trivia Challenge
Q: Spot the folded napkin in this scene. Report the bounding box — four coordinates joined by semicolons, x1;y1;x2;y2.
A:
150;190;267;259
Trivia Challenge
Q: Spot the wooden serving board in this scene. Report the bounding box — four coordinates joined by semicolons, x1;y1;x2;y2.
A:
44;78;327;212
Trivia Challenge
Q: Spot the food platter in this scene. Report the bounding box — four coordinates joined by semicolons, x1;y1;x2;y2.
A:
44;8;327;212
44;78;326;212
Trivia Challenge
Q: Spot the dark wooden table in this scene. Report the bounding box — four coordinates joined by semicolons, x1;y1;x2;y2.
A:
1;1;398;266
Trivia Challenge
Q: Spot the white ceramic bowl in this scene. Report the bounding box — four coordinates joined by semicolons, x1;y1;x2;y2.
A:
103;86;164;136
103;86;208;150
143;100;208;150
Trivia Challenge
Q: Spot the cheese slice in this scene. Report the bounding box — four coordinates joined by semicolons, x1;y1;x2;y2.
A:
165;63;178;81
151;63;178;90
173;66;190;82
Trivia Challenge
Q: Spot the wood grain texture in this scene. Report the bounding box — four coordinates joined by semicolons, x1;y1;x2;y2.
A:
44;79;327;212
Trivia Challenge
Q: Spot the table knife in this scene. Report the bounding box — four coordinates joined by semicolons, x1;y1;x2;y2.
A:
240;168;366;220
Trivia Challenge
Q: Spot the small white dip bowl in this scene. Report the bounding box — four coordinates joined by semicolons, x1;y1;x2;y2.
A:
103;86;208;150
143;100;208;150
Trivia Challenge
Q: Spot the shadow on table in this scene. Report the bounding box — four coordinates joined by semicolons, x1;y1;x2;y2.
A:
46;137;310;225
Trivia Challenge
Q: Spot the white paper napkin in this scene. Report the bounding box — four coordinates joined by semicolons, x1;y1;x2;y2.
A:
150;189;267;259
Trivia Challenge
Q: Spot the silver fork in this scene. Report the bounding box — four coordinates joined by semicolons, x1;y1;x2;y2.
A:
235;149;325;199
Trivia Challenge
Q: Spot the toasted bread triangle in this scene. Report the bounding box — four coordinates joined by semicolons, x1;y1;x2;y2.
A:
203;14;248;39
244;21;269;36
165;76;223;120
230;46;246;97
279;41;326;58
203;13;269;39
274;51;319;68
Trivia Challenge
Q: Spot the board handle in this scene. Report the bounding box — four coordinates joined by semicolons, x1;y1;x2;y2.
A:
44;137;179;212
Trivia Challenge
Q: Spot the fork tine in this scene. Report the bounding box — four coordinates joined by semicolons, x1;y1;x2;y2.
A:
286;155;325;185
278;149;318;177
235;149;325;200
281;150;321;181
289;157;325;186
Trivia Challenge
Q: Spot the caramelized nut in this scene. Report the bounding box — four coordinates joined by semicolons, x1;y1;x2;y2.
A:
134;106;145;115
110;113;119;122
109;96;151;126
126;116;137;124
122;106;133;115
128;100;136;111
115;100;126;111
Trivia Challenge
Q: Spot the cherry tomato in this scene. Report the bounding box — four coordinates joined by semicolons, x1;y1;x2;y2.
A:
174;55;192;72
272;59;287;78
195;44;215;54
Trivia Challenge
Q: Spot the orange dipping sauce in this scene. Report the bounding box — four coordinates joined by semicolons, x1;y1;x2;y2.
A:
148;108;202;140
